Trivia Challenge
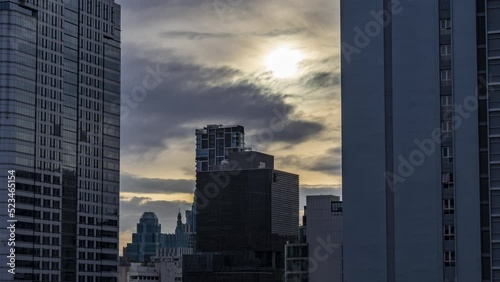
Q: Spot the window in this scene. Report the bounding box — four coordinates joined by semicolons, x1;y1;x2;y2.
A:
442;147;453;163
440;19;452;35
441;70;452;87
331;201;343;214
440;45;451;61
441;96;453;111
442;173;454;189
444;199;455;214
441;121;452;133
444;251;455;267
444;225;455;240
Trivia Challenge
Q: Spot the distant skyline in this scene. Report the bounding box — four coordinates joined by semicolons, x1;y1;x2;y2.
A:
118;0;341;250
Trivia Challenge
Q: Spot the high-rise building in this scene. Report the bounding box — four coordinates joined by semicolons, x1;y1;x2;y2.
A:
285;195;343;282
0;1;121;281
305;195;342;282
195;124;245;172
124;212;162;263
341;1;494;281
123;211;194;263
184;151;299;281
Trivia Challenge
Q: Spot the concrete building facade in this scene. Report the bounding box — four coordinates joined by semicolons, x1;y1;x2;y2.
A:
341;0;495;281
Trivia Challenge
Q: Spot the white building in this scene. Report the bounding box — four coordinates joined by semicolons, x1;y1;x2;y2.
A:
119;257;182;282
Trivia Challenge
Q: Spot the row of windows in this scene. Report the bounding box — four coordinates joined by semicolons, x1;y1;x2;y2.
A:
39;111;63;124
36;160;63;172
19;197;60;209
17;209;60;221
39;35;63;52
38;48;63;65
17;247;59;258
79;251;110;260
78;228;117;238
17;221;60;233
80;0;116;24
16;183;60;196
78;239;118;249
39;98;62;111
39;22;63;40
78;168;101;179
439;16;456;273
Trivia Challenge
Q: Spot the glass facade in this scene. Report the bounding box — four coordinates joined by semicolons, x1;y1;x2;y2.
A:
0;0;121;281
195;124;245;172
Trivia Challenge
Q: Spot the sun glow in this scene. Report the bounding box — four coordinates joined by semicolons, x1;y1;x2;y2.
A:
265;46;304;78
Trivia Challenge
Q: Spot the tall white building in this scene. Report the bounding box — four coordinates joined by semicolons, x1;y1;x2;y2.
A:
0;0;121;281
341;0;494;281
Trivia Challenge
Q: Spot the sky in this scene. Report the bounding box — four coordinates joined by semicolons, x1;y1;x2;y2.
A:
118;0;341;251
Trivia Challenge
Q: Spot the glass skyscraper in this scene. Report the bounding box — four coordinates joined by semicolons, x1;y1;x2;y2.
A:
195;124;245;172
0;0;121;281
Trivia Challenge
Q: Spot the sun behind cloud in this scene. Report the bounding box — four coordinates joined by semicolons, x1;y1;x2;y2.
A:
265;46;304;78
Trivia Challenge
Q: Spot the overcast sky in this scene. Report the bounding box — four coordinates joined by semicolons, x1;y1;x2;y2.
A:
118;0;341;251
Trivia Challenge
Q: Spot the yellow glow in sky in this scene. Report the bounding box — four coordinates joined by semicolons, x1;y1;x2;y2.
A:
265;46;304;78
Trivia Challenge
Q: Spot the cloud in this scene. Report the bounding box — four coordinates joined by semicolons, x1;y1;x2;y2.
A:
120;46;326;155
162;31;234;40
309;147;342;172
271;120;325;143
302;71;340;89
161;28;306;40
276;147;342;175
120;174;195;194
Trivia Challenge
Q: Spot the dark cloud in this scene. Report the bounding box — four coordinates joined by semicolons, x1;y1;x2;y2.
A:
161;28;306;40
162;31;234;40
120;174;195;194
303;71;340;89
276;147;341;175
258;28;306;37
272;120;325;143
309;147;342;173
120;45;326;155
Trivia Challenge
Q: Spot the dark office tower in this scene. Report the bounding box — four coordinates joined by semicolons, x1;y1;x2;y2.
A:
184;151;299;282
124;213;162;263
0;1;121;281
195;124;245;172
341;1;498;282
